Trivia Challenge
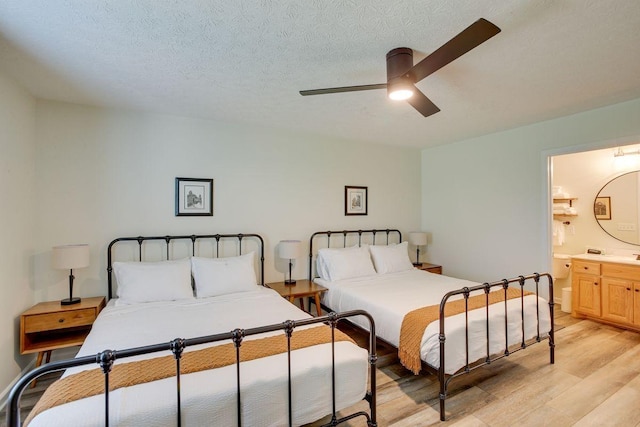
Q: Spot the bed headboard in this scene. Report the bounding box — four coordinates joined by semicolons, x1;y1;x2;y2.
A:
107;233;265;300
308;228;402;280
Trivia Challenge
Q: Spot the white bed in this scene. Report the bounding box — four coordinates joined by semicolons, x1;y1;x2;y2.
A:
315;269;551;375
14;233;372;427
309;228;554;421
27;287;368;427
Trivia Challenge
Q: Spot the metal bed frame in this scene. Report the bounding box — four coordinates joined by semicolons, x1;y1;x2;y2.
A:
8;233;378;427
309;228;555;422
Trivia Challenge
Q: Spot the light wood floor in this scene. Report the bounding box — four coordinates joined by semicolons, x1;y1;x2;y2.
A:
4;308;640;427
313;308;640;427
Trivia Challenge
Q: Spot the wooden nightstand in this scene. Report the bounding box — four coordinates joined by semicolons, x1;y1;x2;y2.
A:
20;296;106;369
417;263;442;274
266;279;328;316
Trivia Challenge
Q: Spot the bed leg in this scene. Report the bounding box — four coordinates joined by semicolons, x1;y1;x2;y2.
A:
439;391;446;421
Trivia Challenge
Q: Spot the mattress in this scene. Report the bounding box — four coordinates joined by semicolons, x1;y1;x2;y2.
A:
315;269;551;375
27;287;368;427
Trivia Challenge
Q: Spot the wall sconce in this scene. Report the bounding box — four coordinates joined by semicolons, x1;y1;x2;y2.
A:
408;232;428;266
278;240;301;285
52;244;90;305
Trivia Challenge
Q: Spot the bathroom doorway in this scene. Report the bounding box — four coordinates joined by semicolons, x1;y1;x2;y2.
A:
549;143;640;303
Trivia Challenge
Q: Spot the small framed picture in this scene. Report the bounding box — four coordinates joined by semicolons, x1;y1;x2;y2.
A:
594;196;611;220
345;186;368;216
175;178;213;216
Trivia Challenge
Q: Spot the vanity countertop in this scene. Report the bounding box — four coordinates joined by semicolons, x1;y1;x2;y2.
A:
572;253;640;266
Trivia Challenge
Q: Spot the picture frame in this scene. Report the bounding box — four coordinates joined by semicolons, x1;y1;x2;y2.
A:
345;185;368;216
594;196;611;220
175;177;213;216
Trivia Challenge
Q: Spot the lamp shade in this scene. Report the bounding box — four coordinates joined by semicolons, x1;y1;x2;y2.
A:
278;240;301;259
408;232;428;246
52;244;90;270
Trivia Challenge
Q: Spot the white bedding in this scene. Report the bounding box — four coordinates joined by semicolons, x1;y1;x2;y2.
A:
315;269;551;375
28;287;368;427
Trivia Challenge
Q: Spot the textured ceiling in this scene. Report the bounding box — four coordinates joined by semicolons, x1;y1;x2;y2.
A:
1;1;639;148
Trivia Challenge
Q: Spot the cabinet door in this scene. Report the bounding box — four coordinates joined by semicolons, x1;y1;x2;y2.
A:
574;273;601;317
602;277;633;324
634;283;640;326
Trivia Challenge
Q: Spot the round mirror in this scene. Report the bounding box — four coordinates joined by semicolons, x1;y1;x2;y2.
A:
594;170;640;245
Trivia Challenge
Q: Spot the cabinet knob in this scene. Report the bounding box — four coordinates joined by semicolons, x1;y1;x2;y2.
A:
58;318;64;323
594;282;598;286
636;289;639;293
627;288;631;291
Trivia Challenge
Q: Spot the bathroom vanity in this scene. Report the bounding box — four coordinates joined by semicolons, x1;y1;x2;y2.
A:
571;254;640;331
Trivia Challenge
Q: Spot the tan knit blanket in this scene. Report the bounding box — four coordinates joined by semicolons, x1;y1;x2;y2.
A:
398;287;532;374
25;325;355;425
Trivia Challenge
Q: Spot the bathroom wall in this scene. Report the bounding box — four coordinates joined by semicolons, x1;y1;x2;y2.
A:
552;143;640;295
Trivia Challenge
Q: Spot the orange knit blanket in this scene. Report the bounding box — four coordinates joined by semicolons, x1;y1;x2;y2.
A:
25;325;355;425
398;287;532;374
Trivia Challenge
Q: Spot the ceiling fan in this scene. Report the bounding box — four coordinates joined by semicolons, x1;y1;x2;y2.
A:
299;18;501;117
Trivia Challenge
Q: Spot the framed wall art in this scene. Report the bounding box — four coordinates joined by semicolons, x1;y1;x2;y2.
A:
594;196;611;220
345;185;368;216
175;177;213;216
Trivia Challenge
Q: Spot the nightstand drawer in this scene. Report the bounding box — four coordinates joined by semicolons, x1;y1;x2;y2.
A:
24;309;97;333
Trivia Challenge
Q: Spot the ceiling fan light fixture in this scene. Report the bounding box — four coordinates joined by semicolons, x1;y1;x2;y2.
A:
387;79;414;101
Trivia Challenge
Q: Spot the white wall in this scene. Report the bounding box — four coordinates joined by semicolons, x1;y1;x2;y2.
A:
421;97;640;295
0;73;37;394
33;100;422;302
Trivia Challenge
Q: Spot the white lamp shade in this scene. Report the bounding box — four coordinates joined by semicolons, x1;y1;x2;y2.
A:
408;232;428;246
52;244;90;270
278;240;301;259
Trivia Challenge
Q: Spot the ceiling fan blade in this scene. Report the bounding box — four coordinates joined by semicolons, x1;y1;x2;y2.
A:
406;89;440;117
300;83;387;96
410;18;501;83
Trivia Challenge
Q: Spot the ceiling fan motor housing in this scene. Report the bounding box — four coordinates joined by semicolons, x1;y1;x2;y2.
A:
386;47;414;83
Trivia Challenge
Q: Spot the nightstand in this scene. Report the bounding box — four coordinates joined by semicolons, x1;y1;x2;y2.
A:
417;263;442;274
266;279;328;316
20;296;106;370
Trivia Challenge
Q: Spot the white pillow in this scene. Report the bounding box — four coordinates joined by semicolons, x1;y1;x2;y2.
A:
369;241;414;274
316;245;376;281
191;252;258;298
113;258;193;304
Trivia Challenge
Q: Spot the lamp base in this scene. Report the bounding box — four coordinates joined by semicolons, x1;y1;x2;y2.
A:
61;297;81;305
284;279;297;286
413;262;422;267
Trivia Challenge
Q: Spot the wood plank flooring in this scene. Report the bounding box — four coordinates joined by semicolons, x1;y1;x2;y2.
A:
4;308;640;426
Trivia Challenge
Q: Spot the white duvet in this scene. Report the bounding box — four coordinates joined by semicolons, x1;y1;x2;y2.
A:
316;269;551;375
27;287;368;427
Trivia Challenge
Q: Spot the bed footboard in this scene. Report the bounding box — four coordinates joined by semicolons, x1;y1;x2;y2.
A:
7;311;378;427
435;272;554;421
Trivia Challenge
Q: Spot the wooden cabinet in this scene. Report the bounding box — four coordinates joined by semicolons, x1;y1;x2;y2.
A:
571;258;640;331
574;273;601;317
417;263;442;274
635;283;640;325
601;277;633;323
20;297;106;365
266;280;328;317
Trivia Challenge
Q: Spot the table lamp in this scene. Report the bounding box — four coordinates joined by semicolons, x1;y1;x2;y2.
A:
52;244;90;305
278;240;301;285
408;232;428;266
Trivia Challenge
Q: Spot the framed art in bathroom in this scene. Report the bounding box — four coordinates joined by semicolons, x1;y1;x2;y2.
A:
175;177;213;216
594;196;611;220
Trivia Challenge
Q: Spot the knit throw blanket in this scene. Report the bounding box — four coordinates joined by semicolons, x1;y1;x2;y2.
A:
25;325;355;425
398;287;532;375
